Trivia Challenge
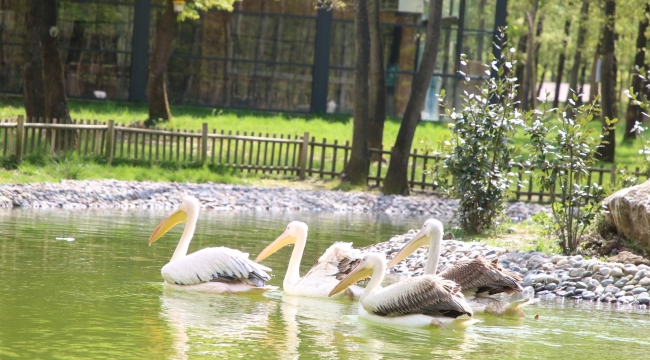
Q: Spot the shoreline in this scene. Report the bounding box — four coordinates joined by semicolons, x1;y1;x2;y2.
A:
0;179;549;221
374;231;650;309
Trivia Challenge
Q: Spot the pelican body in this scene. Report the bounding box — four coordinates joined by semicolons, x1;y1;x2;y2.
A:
149;196;276;294
388;219;538;316
255;221;362;299
329;253;479;330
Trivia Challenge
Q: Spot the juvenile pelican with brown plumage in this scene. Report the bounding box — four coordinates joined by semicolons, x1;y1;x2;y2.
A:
387;219;538;316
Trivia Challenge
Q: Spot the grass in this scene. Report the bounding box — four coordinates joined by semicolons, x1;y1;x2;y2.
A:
0;151;246;185
449;217;563;255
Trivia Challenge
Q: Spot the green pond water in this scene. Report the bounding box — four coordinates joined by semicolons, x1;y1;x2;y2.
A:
0;209;648;359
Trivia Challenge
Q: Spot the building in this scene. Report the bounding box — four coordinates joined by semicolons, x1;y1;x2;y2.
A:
0;0;507;119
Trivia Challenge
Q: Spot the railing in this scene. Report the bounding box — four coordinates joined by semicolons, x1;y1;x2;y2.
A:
1;116;648;203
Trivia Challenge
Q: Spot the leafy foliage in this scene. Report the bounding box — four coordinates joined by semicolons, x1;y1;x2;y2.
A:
428;35;523;234
177;0;236;21
524;93;610;254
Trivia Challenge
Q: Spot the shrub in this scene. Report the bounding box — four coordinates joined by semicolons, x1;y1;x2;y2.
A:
524;94;610;255
427;37;523;234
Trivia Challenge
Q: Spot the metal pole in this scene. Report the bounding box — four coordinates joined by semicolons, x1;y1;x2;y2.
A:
310;8;333;113
129;0;152;102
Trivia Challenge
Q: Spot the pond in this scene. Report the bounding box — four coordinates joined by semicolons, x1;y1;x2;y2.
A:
0;209;648;359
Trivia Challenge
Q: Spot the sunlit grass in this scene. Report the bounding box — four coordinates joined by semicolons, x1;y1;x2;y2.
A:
0;151;246;185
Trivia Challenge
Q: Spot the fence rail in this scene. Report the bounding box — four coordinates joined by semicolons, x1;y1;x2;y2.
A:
1;116;648;203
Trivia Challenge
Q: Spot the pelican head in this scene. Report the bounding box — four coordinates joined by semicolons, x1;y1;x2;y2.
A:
255;221;308;262
148;196;200;246
328;253;381;297
387;219;444;268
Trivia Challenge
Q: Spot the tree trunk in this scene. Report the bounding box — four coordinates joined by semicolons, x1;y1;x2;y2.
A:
382;0;443;195
589;48;600;104
147;0;176;123
599;0;617;162
515;34;527;108
521;0;539;110
624;4;650;141
553;20;571;108
182;20;203;103
367;0;386;162
342;0;371;185
569;0;590;96
23;0;45;120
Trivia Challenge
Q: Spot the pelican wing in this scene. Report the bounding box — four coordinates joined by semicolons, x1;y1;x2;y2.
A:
161;247;272;287
303;242;363;281
439;258;522;296
364;275;473;318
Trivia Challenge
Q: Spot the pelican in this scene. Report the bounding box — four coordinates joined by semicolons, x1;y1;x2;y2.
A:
148;196;276;294
329;253;478;329
255;221;363;298
387;219;538;316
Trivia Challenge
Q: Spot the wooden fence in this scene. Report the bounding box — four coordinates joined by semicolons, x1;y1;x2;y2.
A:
1;116;648;203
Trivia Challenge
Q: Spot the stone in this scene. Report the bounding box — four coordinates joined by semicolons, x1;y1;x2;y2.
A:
545;283;557;291
506;227;517;234
569;269;584;278
637;292;650;305
614;291;626;298
640;277;650;287
556;258;569;266
610;267;624;278
575;282;588;289
614;278;629;288
622;285;635;292
599;267;611;277
602;179;650;251
601;279;614;287
582;291;596;300
605;285;620;294
632;287;648;295
564;290;575;297
581;271;593;278
633;270;646;280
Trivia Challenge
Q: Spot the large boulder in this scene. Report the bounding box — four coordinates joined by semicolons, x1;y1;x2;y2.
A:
603;180;650;250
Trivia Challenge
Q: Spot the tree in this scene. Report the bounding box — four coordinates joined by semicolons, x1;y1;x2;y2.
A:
553;20;571;108
367;0;386;162
23;0;45;120
521;0;539;110
38;0;70;122
568;0;590;97
148;0;235;123
382;0;443;195
599;0;617;162
342;0;371;185
624;4;650;141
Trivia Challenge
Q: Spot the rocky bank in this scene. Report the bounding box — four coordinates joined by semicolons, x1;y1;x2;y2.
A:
376;230;650;308
0;180;549;220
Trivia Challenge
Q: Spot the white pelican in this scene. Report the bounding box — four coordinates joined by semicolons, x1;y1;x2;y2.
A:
255;221;363;299
329;252;479;330
387;219;538;316
148;196;276;294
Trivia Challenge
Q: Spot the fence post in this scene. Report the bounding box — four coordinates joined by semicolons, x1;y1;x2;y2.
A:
15;115;24;164
201;122;208;164
105;120;115;162
610;163;617;185
299;132;309;180
50;118;57;154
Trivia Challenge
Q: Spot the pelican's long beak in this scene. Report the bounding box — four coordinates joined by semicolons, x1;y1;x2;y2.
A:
255;230;296;262
328;260;372;297
387;228;429;268
148;209;187;246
